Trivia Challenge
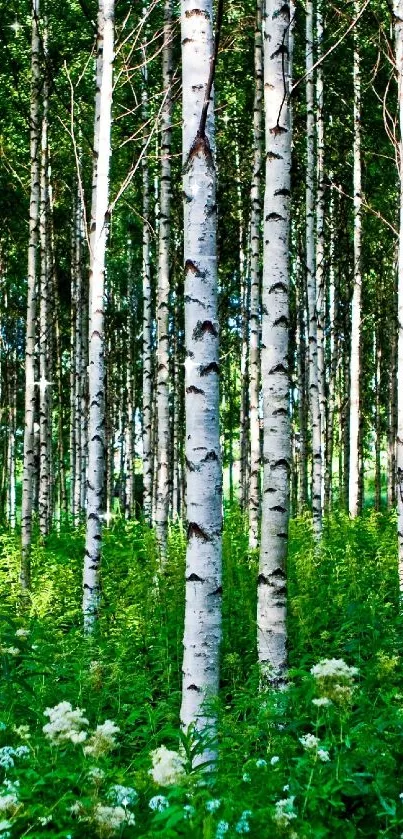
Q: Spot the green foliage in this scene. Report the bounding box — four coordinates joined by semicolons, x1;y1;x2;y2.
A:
0;510;402;837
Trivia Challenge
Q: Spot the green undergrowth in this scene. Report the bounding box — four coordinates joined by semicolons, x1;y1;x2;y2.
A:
0;508;402;837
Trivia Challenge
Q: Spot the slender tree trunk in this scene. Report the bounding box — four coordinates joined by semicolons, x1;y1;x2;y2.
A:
348;0;362;518
180;0;222;755
142;22;153;526
257;0;291;686
248;0;263;548
83;0;114;632
38;51;52;538
155;0;173;553
375;332;382;511
306;0;322;536
21;0;41;590
315;0;326;508
388;307;397;507
394;0;403;589
324;186;338;512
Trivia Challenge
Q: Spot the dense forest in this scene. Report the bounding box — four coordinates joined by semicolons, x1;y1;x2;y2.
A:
1;0;403;836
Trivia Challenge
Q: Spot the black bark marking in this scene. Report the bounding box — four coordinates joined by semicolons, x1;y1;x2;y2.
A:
266;212;285;222
209;586;222;596
273;316;289;327
269;363;288;375
188;522;210;542
270;505;287;513
269;281;288;293
199;361;219;376
202;450;219;463
187;573;205;582
187;683;202;691
186;385;204;394
193;320;218;340
185;259;205;278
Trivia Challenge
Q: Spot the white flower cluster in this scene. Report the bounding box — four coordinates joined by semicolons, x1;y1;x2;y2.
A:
84;720;120;758
235;810;252;834
312;697;332;707
149;745;185;786
0;746;29;769
206;798;221;813
93;804;135;836
0;821;12;839
149;794;169;812
255;758;267;768
216;820;229;838
88;767;105;783
299;733;330;762
43;702;89;745
3;649;19;657
311;659;358;681
15;629;29;639
0;781;19;816
270;755;280;765
274;795;297;827
107;784;138;807
299;733;319;750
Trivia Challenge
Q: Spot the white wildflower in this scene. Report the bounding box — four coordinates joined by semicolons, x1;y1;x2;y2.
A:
242;772;251;783
88;767;105;783
108;785;138;807
14;725;30;740
310;659;358;681
235;810;252;834
216;820;229;838
4;648;19;657
43;702;89;745
0;822;12;837
274;796;297;827
206;799;221;813
317;749;330;762
93;804;135;835
312;697;332;707
70;801;83;816
299;733;319;750
255;758;267;768
0;749;14;770
270;755;280;765
0;724;6;732
84;720;119;757
149;745;185;786
0;793;18;815
15;629;29;639
39;815;51;826
183;804;195;819
283;784;290;792
14;745;29;759
149;795;169;812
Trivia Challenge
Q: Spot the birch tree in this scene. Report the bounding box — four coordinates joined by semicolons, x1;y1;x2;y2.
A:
180;0;222;754
248;0;263;549
394;0;403;589
257;0;291;685
348;0;362;518
21;0;41;589
142;16;153;526
82;0;114;632
155;0;173;553
306;0;322;536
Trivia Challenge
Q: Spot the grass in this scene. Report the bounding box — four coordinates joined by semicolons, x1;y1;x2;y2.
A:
0;507;402;837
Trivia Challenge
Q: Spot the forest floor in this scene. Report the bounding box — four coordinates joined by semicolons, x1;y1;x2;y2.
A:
0;508;402;838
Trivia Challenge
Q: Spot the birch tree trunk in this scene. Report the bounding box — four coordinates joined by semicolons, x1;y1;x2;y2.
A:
38;50;52;538
142;22;153;526
315;0;326;508
306;0;322;536
83;0;114;632
155;0;173;554
248;0;263;549
21;0;41;589
348;0;362;518
257;0;291;686
180;0;222;754
394;0;403;589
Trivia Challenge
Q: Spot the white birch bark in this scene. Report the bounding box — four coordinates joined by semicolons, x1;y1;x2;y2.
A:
38;50;52;537
248;0;263;548
348;0;362;518
83;0;114;632
21;0;41;589
141;20;153;526
180;0;222;753
155;0;173;553
306;0;322;536
315;0;326;508
394;0;403;588
257;0;291;686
